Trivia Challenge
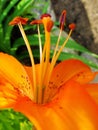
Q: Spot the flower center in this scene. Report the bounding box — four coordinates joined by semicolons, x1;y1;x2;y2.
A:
9;10;75;104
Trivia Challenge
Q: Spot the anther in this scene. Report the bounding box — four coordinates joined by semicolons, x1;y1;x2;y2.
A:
9;16;28;25
30;20;42;25
69;23;76;30
60;10;66;30
40;14;51;19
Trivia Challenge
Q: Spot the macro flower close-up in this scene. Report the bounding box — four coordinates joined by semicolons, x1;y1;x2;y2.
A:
0;10;98;130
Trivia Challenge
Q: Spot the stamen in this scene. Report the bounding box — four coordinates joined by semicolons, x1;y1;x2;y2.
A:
43;24;75;103
60;10;66;30
37;24;43;104
52;24;76;71
17;23;37;102
69;23;76;30
9;16;28;25
47;29;62;84
9;12;75;104
50;23;75;69
37;24;42;62
39;28;50;103
38;16;53;103
50;9;66;69
41;31;51;83
43;11;66;102
30;19;45;103
30;19;42;25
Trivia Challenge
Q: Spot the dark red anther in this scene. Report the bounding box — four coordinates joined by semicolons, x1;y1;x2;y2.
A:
69;23;76;30
30;19;42;25
9;16;28;25
40;14;51;19
60;10;66;30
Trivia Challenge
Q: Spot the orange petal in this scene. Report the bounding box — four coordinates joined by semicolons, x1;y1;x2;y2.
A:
0;82;19;108
14;97;78;130
24;64;40;86
71;71;97;84
0;53;33;100
14;80;98;130
85;83;98;104
51;59;93;85
52;80;98;130
44;59;94;101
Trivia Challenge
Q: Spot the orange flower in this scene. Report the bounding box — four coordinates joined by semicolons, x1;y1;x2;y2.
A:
0;10;98;130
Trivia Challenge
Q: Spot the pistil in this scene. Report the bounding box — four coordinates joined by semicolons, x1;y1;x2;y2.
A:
38;16;53;103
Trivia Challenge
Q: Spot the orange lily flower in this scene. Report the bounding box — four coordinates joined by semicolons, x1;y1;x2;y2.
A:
0;10;98;130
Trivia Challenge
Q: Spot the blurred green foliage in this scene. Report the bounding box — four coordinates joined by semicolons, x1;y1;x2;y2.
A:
0;0;49;54
13;34;98;69
0;0;34;53
0;109;32;130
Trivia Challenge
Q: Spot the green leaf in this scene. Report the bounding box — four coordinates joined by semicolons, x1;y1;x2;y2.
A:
57;52;98;69
0;109;32;130
12;34;98;69
0;0;18;23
